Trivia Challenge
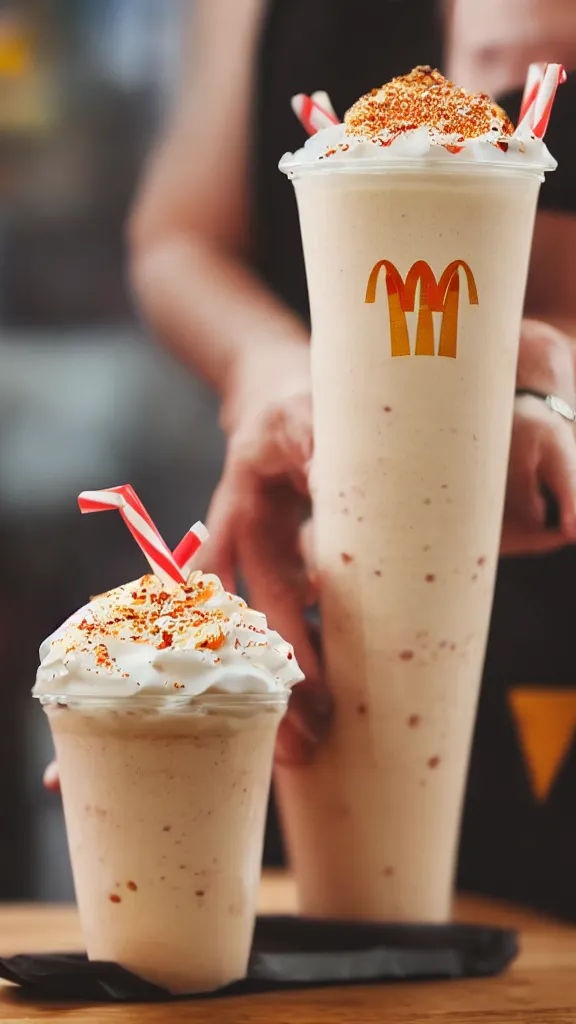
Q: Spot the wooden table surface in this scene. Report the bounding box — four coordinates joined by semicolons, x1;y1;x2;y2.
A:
2;873;576;1024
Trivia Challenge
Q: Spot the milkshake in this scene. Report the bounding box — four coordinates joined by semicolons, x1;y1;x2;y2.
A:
277;68;557;921
34;572;303;993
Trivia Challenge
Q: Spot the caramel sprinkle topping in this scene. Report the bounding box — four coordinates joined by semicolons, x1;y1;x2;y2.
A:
344;66;514;142
66;575;232;664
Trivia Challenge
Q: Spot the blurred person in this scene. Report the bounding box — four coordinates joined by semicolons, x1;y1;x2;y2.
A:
126;0;576;912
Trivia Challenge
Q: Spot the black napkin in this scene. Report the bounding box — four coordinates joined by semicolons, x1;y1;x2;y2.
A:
0;914;518;1002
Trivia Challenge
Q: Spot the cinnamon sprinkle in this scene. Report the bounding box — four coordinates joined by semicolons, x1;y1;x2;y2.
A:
344;66;514;142
65;575;230;663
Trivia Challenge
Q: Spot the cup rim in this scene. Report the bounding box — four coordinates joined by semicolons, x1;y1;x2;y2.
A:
282;157;550;180
35;692;290;710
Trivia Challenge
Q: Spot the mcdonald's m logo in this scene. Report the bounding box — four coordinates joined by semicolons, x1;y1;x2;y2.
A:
365;259;479;358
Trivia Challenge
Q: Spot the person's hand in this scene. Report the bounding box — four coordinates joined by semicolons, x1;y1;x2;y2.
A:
502;319;576;555
204;340;331;765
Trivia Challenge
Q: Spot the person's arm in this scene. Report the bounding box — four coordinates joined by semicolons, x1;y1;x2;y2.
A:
526;213;576;340
448;0;576;554
128;0;309;433
448;0;576;338
128;0;326;762
503;213;576;553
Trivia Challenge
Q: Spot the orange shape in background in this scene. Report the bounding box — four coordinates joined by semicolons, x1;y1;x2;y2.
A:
508;687;576;802
0;19;33;78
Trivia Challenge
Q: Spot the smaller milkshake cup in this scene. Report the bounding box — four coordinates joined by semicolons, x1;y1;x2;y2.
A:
34;569;303;994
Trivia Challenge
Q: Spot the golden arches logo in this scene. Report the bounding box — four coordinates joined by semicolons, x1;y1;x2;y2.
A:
365;259;479;358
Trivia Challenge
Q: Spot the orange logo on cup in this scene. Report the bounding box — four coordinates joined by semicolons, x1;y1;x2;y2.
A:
365;260;479;358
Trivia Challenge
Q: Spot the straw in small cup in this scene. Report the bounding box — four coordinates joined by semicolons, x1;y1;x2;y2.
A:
78;485;209;589
173;522;210;579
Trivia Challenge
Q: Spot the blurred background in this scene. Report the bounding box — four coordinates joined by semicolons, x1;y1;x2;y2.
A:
0;0;224;899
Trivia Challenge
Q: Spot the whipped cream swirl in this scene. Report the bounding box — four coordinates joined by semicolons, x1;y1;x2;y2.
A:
34;573;304;699
280;66;556;174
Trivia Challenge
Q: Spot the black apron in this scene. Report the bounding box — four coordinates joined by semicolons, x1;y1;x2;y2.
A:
253;0;576;919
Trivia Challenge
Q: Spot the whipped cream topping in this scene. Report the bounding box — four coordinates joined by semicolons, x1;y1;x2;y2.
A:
34;573;304;699
280;66;556;174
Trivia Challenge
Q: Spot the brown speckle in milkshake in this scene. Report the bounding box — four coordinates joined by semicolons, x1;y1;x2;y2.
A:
341;552;354;565
357;516;364;522
338;491;345;498
408;714;421;728
441;484;448;489
428;756;441;769
478;556;486;566
195;890;205;897
109;894;121;904
424;498;432;505
180;865;187;870
374;569;382;577
472;574;478;582
450;643;457;651
383;406;392;413
382;866;395;877
400;650;414;661
425;574;436;583
162;825;171;832
357;703;368;715
422;545;431;552
127;881;137;891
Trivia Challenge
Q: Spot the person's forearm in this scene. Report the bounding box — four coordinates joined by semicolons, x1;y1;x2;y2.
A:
129;232;310;429
516;319;576;405
532;316;576;343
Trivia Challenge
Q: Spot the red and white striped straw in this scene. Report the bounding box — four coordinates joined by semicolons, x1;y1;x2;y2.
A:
516;62;545;132
311;90;338;121
173;521;210;579
291;92;339;136
531;63;567;139
78;485;186;589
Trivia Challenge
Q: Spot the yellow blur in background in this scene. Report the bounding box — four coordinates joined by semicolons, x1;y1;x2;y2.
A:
0;0;224;904
0;11;54;131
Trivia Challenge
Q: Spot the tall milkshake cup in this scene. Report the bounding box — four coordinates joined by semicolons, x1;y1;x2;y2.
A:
34;496;303;993
277;67;558;922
